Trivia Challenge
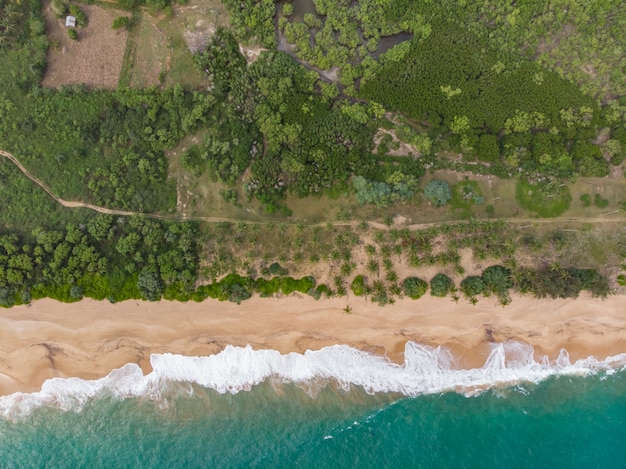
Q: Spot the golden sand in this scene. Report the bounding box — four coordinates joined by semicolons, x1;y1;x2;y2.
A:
1;293;624;395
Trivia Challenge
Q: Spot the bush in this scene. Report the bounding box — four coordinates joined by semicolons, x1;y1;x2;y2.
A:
430;273;453;297
424;180;451;207
67;28;78;40
69;5;88;27
403;276;428;299
51;0;67;17
351;275;365;296
580;193;592;207
460;276;484;297
481;265;512;296
594;193;609;209
269;262;288;276
112;16;130;30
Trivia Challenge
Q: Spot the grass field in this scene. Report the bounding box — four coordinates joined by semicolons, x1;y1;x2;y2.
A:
119;0;227;89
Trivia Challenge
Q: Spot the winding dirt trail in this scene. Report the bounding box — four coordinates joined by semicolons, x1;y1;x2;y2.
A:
1;148;625;228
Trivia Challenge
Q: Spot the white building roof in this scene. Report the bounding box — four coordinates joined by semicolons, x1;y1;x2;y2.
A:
66;16;76;27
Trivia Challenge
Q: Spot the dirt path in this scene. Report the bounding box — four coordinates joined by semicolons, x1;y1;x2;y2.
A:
2;148;625;228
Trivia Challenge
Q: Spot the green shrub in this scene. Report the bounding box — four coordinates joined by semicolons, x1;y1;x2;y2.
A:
481;265;513;296
269;262;288;276
69;5;88;27
580;193;592;207
51;0;67;17
594;193;609;209
67;28;78;40
424;180;451;207
112;16;130;30
351;275;365;296
403;276;428;299
460;276;485;297
430;273;453;297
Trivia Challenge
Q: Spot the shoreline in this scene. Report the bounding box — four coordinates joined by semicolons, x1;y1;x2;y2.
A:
1;293;625;396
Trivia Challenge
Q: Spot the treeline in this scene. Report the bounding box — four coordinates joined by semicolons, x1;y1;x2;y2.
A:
0;215;199;307
353;264;610;306
171;263;610;307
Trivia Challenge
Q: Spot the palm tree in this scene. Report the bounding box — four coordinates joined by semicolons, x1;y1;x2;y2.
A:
373;231;385;245
408;254;421;269
380;244;392;259
365;244;376;256
367;259;379;277
341;249;352;262
340;262;354;276
389;229;401;242
385;270;398;283
236;221;248;234
393;243;403;258
309;236;320;251
334;233;346;247
250;222;261;236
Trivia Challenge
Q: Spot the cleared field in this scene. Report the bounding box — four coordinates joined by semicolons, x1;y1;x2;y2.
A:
42;1;129;89
127;13;166;88
121;0;228;89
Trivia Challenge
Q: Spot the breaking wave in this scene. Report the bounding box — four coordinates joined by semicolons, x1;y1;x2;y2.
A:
2;341;625;419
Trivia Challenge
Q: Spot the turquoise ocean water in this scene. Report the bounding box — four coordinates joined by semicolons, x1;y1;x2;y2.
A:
1;343;625;468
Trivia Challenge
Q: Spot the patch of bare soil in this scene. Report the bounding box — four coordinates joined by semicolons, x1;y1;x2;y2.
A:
42;2;129;88
372;128;419;157
239;44;267;64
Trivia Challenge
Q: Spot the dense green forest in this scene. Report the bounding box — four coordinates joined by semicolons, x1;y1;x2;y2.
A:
276;0;626;182
0;0;623;307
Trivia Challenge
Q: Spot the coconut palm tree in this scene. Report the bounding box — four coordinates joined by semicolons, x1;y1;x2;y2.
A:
385;270;398;283
367;259;379;277
365;244;376;256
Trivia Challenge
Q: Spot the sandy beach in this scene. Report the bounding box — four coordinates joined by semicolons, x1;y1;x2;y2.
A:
1;293;625;395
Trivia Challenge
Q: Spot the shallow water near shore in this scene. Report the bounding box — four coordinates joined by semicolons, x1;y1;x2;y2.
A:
1;344;626;467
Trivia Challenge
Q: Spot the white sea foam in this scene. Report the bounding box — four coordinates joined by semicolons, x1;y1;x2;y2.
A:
1;341;625;419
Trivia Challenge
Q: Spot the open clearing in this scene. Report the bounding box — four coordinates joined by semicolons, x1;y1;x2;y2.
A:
122;0;228;89
42;1;129;88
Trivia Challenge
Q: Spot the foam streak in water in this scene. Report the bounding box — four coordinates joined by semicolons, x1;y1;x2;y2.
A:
2;341;625;418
